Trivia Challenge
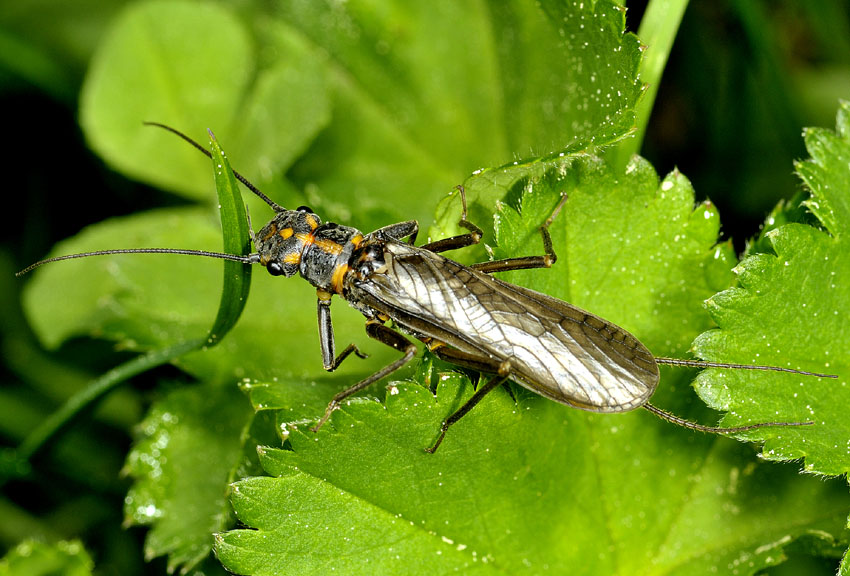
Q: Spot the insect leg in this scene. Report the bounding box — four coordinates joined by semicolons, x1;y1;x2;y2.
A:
311;321;417;433
425;358;512;454
470;193;569;273
317;291;368;371
371;220;419;244
420;185;485;253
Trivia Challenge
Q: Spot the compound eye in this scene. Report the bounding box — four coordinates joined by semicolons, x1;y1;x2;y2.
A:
296;205;314;213
267;261;285;276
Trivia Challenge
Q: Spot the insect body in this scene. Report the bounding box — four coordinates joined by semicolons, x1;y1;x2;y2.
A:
20;125;835;453
249;190;665;449
344;238;659;413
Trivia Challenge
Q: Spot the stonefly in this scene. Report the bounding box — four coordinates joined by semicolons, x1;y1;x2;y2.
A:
18;124;836;453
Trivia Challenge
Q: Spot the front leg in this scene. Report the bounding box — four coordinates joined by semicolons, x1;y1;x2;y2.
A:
317;290;367;371
312;320;418;433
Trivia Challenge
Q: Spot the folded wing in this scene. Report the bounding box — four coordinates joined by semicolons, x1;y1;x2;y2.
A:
351;241;659;413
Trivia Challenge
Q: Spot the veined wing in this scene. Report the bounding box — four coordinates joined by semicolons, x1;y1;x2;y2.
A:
350;240;659;413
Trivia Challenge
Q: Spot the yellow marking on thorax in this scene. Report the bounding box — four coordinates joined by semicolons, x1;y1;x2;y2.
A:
314;238;344;256
330;263;349;295
295;232;314;246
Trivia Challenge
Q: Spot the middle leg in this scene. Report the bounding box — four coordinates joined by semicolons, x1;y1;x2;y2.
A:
471;193;568;274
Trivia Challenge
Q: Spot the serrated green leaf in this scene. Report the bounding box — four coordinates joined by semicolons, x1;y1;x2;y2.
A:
488;155;733;359
222;378;849;576
608;0;688;166
219;156;850;575
24;208;231;350
218;447;492;575
0;540;93;576
536;0;644;148
746;190;817;256
692;101;850;478
123;382;251;573
797;100;850;237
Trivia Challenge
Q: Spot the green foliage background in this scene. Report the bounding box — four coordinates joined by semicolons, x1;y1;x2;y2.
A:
1;1;849;575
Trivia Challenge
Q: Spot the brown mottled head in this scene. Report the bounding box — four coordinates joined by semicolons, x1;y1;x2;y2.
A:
254;206;364;293
255;206;322;278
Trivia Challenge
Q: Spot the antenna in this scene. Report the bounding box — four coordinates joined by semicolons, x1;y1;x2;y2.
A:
143;122;285;212
17;249;260;277
643;402;814;433
654;357;837;379
16;123;277;277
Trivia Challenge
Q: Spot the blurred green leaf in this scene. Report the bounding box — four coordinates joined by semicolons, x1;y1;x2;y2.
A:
0;0;128;99
78;0;643;229
0;27;75;101
0;540;93;576
80;1;330;204
15;131;249;464
23;208;229;350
